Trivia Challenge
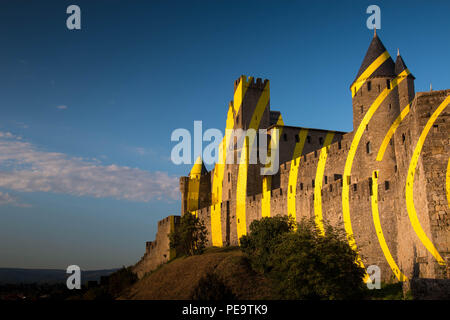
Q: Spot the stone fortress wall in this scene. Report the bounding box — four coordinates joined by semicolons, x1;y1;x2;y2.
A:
134;34;450;283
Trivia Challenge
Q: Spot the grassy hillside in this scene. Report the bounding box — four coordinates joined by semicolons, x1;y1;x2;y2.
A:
120;247;273;300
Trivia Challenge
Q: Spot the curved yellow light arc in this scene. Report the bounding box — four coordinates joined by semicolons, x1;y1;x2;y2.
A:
376;103;411;162
371;170;408;281
287;129;308;221
262;114;284;218
351;51;391;98
236;81;270;242
405;95;450;265
210;76;250;246
314;132;335;235
342;69;410;282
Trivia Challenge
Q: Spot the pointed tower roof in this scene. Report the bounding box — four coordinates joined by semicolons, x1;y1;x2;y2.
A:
189;156;207;178
352;34;396;85
395;52;415;79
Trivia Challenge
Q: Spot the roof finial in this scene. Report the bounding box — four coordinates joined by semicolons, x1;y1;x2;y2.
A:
397;48;400;57
430;82;433;91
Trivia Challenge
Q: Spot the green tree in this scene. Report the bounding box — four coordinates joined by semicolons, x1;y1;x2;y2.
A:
241;216;367;300
240;215;295;273
169;213;208;257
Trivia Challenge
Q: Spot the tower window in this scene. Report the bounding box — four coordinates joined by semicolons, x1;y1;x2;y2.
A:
324;176;328;184
228;172;231;182
367;81;372;91
338;141;342;150
366;141;371;154
387;79;391;89
300;183;303;190
295;134;299;143
402;133;406;143
385;181;390;190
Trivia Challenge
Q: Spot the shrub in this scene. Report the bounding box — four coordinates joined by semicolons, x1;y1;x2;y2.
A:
169;213;208;257
241;216;367;300
191;272;236;300
239;215;295;273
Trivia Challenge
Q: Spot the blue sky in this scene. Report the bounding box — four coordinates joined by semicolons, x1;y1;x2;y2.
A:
0;0;449;269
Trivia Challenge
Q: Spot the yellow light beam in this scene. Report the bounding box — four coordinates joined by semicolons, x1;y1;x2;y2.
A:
405;95;450;265
371;170;408;281
210;76;250;247
262;114;284;218
342;69;410;282
236;81;270;243
351;51;391;98
287;129;308;221
314;132;335;235
376;103;411;161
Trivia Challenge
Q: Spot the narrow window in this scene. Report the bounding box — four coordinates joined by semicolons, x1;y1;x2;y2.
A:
228;172;230;182
338;141;342;150
394;165;398;173
324;176;328;184
360;106;364;114
366;141;371;154
290;185;292;194
312;179;315;188
367;81;371;91
402;133;406;143
353;184;357;192
307;136;311;144
319;137;323;145
385;181;390;190
295;134;299;143
283;133;287;141
314;150;317;158
228;189;231;198
329;184;333;192
365;124;368;131
280;188;283;196
369;178;373;196
300;183;303;191
387;79;391;89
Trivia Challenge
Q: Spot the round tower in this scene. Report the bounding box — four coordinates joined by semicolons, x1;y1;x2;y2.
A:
349;33;400;181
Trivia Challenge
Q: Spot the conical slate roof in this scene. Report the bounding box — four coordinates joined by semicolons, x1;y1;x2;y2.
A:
189;156;207;178
352;34;396;84
395;53;415;79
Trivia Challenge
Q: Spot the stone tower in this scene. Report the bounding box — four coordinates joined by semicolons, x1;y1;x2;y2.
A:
350;33;400;182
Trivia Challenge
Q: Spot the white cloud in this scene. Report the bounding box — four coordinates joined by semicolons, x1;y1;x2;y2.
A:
0;132;180;203
0;191;30;207
56;105;68;110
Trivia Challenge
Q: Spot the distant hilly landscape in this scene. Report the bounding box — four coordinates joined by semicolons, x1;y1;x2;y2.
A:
0;268;118;284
